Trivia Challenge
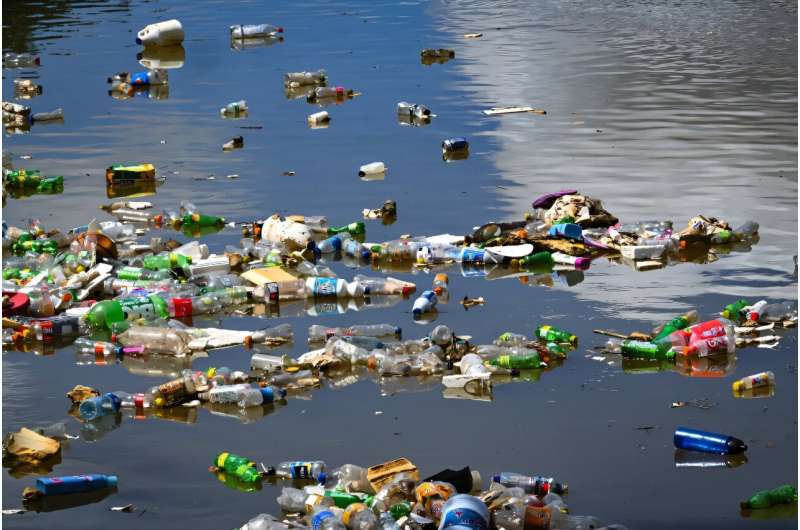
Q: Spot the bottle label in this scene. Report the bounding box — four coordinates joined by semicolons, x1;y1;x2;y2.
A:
441;507;488;530
461;248;485;264
290;461;313;479
266;282;279;303
523;506;552;530
157;378;188;406
120;297;158;321
313;278;338;297
172;298;193;318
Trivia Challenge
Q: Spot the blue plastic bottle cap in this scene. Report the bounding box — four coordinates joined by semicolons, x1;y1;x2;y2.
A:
394;327;402;338
317;472;327;485
491;474;501;483
276;387;288;399
106;475;119;488
135;37;142;45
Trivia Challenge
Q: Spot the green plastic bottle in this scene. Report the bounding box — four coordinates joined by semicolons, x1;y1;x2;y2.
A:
4;169;42;187
85;294;169;330
519;251;555;273
214;452;262;483
740;485;797;510
3;267;21;280
35;175;63;194
488;354;543;369
652;310;699;342
721;299;749;320
389;502;412;519
116;266;171;281
142;253;192;271
535;325;577;346
181;212;225;227
324;490;372;508
328;222;365;236
606;339;675;360
545;342;568;358
12;238;58;255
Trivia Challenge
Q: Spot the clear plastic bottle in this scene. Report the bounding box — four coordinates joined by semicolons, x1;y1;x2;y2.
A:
230;24;283;39
199;384;285;407
305;277;364;298
74;337;120;356
79;393;121;420
3;52;41;68
750;301;796;322
308;324;401;343
220;100;248;118
277;486;315;512
31;108;64;123
115;325;191;355
332;464;374;493
412;290;437;316
240;513;289;530
492;472;567;495
312;506;347;530
284;70;327;87
353;274;415;296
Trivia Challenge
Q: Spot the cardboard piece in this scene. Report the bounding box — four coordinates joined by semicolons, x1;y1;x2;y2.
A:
367;457;419;491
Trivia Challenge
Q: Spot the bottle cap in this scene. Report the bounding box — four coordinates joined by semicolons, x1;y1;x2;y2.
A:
317;472;327;485
433;287;443;296
105;475;119;489
491;474;501;483
276;27;284;33
573;257;591;270
732;381;743;392
259;387;275;402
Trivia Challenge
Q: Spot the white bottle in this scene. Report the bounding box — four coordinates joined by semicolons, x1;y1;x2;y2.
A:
174;240;209;261
136;19;185;46
358;162;386;178
308;111;331;127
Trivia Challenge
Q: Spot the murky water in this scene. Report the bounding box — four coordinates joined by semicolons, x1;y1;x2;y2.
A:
2;0;797;528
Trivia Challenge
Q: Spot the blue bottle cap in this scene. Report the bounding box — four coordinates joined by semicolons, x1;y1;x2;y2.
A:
105;392;122;412
317;471;327;485
105;475;118;488
491;474;501;483
394;326;402;338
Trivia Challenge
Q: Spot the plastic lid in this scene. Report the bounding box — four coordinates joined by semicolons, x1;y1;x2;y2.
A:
259;387;275;402
106;475;119;488
317;472;327;485
433;287;443;296
135;37;142;45
491;474;501;483
277;27;284;33
732;381;743;392
573;257;591;270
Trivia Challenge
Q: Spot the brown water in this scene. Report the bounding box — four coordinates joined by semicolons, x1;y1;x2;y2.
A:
2;0;797;528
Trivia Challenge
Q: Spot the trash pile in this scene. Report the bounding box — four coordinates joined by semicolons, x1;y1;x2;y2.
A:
2;14;796;525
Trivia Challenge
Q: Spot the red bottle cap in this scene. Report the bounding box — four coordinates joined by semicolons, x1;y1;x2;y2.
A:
2;291;30;315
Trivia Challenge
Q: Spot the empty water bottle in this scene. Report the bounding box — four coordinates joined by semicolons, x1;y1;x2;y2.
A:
137;19;185;46
412;290;438;316
3;52;40;68
230;24;283;39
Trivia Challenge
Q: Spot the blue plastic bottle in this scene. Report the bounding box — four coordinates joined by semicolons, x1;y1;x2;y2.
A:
36;474;118;495
79;393;122;421
673;426;747;454
318;234;346;253
548;223;584;241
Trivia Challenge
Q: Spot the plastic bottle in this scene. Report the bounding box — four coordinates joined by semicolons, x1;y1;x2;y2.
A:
710;221;759;244
116;266;171;281
550;252;591;269
306;277;364;298
353;275;415;296
749;301;796;322
215;452;262;483
309;324;401;342
143;252;192;271
438;494;489;530
332;464;374;494
260;216;313;249
523;505;600;530
673;426;747;454
85;294;169;330
651;310;698;341
240;513;288;530
31;315;81;341
277;487;313;512
230;24;283;39
275;460;326;481
3;52;40;68
137;19;184;46
605;339;674;360
442;138;468;153
74;337;121;357
285;70;327;87
35;474;118;495
328;222;365;236
432;273;449;301
488;354;544;370
79;392;122;420
343;239;371;261
220;100;248;117
732;371;775;393
343;502;378;530
412;290;437;316
548;223;583;241
535;325;577;346
308;111;331;127
309;86;354;102
312;506;347;530
721;299;749;320
740;485;797;510
397;101;431;119
491;472;567;496
115;325;191;355
200;384;285;407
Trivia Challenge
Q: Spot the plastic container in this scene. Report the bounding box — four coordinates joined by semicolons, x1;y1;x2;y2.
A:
137;19;184;46
230;24;283;39
673;426;747;454
412;290;437;316
438;494;489;530
358;162;386;178
732;371;774;392
36;474;118;495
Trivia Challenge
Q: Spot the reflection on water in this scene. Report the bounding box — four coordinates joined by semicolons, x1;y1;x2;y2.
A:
441;0;797;318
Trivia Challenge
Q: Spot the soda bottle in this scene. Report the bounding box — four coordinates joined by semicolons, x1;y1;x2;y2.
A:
35;175;64;194
215;452;262;483
605;339;675;360
4;168;42;188
732;371;775;392
343;502;378;530
488;354;544;370
491;472;568;495
353;274;415;296
31;315;81;341
749;301;797;323
311;506;347;530
117;266;171;281
535;325;577;346
343;239;371;261
519;251;556;273
328;222;365;236
740;485;797;510
721;299;749;320
74;337;121;357
319;233;350;253
709;221;759;244
30;108;64;123
85;294;169;330
305;277;364;298
651;310;698;341
308;324;401;343
673;426;747;454
324;490;371;509
143;252;192;271
432;273;449;300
